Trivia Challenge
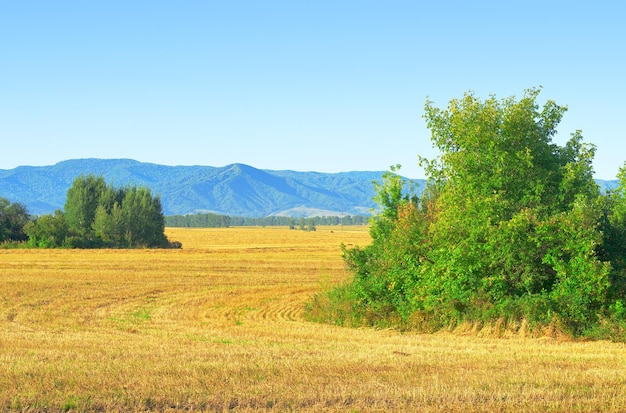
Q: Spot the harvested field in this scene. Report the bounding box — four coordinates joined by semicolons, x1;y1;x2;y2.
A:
1;226;626;412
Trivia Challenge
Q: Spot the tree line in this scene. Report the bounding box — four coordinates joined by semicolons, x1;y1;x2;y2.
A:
306;88;626;341
1;174;179;248
165;213;369;228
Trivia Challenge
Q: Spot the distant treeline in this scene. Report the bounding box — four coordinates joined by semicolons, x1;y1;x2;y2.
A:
165;213;369;228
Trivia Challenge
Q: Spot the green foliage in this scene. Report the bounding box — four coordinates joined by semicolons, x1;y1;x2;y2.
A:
117;187;169;248
64;174;108;240
27;175;178;249
317;88;626;340
0;197;30;243
24;210;69;248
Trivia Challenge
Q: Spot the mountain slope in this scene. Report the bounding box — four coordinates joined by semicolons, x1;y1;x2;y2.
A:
0;159;417;217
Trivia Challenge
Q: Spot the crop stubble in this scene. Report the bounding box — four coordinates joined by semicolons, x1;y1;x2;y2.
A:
1;226;626;412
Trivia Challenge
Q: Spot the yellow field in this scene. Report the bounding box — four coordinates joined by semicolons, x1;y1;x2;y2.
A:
1;226;626;412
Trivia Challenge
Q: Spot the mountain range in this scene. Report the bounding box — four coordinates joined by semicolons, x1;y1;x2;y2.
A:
0;159;411;217
1;159;619;218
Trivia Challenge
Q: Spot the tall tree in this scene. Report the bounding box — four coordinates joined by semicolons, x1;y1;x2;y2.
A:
121;187;168;247
64;174;107;240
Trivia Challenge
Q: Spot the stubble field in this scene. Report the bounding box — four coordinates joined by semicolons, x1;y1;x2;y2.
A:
1;226;626;412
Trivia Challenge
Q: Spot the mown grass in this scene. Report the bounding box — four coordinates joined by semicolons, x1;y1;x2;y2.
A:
1;226;626;412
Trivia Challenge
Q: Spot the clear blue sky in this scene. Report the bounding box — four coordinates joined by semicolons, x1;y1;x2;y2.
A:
1;1;624;179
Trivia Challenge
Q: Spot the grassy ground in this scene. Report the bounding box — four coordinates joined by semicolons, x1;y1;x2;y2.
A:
1;226;626;412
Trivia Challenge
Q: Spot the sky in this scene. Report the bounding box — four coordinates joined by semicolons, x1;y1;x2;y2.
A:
1;1;624;179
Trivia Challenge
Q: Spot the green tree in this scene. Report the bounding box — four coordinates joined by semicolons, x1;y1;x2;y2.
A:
121;187;168;247
93;203;123;246
24;210;69;248
0;198;30;242
320;88;619;337
64;174;107;241
597;164;626;304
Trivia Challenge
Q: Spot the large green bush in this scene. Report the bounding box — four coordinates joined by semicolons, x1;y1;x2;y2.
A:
308;89;626;339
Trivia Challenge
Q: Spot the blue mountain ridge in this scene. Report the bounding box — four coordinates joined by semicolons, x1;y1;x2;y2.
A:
1;159;618;217
0;159;421;217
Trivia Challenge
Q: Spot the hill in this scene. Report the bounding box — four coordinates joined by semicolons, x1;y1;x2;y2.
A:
0;159;422;217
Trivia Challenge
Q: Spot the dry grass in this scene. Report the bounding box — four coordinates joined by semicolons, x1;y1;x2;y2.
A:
1;226;626;412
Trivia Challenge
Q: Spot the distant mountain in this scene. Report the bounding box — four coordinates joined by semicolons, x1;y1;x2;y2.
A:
595;179;620;193
1;159;618;217
0;159;423;217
